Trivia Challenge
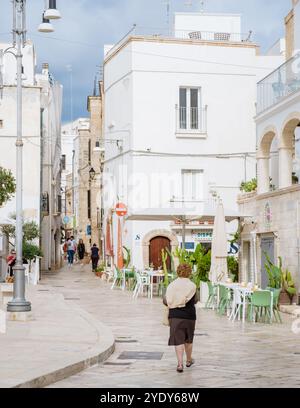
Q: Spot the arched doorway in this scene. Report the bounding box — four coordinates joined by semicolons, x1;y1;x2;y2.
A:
149;236;171;270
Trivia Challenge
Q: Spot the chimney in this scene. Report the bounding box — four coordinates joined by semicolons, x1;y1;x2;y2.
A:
42;63;49;76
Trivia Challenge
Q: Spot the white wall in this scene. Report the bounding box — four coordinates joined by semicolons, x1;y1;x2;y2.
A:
103;23;284;269
294;0;300;52
174;12;241;38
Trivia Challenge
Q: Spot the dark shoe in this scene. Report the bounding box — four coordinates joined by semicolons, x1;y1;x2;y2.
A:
186;359;195;368
177;365;184;373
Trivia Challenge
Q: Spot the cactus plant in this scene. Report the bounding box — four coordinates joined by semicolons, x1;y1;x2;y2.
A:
161;248;169;288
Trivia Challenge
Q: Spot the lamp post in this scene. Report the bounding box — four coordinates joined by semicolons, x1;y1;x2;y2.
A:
7;0;61;314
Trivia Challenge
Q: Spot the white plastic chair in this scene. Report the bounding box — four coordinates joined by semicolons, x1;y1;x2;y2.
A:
132;271;151;299
111;267;123;290
229;288;243;322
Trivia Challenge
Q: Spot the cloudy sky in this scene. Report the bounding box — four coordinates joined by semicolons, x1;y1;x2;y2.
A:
0;0;292;123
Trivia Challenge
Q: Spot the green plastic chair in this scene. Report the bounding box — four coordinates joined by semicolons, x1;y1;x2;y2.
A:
266;287;282;324
123;269;136;291
249;290;273;324
205;282;217;310
217;285;232;316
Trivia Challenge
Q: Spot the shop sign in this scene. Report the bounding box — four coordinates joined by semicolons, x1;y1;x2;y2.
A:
192;230;213;242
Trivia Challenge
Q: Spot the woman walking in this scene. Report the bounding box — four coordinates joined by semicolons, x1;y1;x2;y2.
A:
164;263;198;373
77;239;86;264
67;236;77;267
91;243;100;272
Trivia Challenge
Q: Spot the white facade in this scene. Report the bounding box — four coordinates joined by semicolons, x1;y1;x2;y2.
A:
0;41;63;272
103;12;283;270
239;0;300;291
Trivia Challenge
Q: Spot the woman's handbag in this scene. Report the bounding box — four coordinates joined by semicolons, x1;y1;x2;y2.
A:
163;305;170;327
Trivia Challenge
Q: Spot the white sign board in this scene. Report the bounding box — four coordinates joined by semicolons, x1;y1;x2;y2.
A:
0;236;3;252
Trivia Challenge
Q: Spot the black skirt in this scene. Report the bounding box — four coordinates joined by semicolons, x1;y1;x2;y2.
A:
168;318;196;346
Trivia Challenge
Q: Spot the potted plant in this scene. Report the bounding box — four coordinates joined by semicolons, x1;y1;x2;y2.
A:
265;255;297;305
95;263;105;278
161;248;169;298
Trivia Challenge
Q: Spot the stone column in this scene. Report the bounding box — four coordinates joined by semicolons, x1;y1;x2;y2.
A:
257;156;270;194
279;146;293;189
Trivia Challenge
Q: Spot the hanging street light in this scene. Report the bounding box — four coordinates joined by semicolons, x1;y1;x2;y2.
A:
44;0;62;20
38;14;55;33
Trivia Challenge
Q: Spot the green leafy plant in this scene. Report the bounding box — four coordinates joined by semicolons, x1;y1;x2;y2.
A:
191;244;211;288
23;242;43;261
240;178;257;193
282;269;297;303
264;254;282;289
265;255;297;304
227;256;239;282
161;248;169;288
123;246;131;268
165;247;176;274
0;167;16;207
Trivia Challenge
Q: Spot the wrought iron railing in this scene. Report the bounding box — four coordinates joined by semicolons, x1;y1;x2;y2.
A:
176;105;207;134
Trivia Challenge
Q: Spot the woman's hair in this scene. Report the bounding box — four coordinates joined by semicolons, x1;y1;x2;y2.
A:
177;263;192;278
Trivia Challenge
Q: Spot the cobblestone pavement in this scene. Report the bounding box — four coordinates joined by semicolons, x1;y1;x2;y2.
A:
45;264;300;388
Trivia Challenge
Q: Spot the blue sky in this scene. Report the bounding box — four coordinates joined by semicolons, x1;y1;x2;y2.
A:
0;0;292;123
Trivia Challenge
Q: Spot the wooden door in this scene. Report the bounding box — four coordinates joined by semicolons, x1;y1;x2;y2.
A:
149;236;171;270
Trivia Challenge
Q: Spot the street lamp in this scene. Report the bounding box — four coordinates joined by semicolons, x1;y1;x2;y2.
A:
89;167;96;181
44;0;62;20
38;15;54;33
7;0;61;314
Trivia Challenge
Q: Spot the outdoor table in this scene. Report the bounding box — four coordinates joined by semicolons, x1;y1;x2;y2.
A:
218;283;274;323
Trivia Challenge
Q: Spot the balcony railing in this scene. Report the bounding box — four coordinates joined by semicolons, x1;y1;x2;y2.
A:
176;105;207;135
105;26;254;59
257;52;300;114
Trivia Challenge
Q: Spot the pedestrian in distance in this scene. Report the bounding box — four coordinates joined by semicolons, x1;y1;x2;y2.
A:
163;263;198;373
91;243;100;272
67;236;77;267
77;239;86;265
6;249;16;279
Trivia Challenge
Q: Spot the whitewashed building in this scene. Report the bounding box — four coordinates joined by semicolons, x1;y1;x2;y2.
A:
0;41;63;273
239;0;300;292
103;11;283;270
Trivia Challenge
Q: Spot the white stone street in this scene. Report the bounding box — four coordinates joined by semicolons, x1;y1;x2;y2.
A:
44;265;300;389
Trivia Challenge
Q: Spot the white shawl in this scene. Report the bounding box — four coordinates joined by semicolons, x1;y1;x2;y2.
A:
166;278;196;309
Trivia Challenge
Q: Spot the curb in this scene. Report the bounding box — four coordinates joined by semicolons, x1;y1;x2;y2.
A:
12;303;115;389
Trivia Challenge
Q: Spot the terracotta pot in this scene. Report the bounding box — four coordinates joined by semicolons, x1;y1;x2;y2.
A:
279;290;295;305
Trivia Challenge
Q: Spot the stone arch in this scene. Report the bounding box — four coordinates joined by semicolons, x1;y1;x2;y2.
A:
142;229;179;269
257;126;277;194
279;112;300;189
